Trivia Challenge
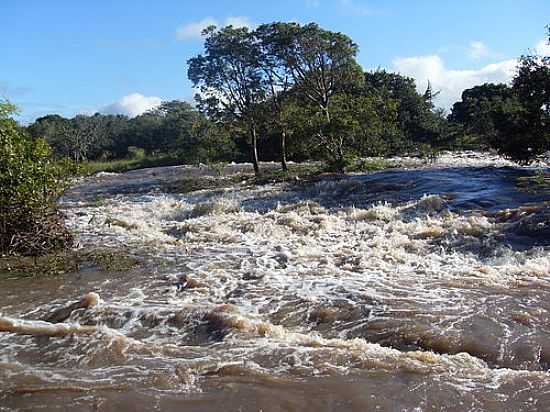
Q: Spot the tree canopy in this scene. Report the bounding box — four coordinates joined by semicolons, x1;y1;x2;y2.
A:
449;26;549;163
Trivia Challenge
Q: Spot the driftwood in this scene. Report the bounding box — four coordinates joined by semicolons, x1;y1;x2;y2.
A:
0;292;100;337
0;317;98;337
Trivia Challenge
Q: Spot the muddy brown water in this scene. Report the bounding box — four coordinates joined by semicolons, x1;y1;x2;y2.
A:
1;158;550;411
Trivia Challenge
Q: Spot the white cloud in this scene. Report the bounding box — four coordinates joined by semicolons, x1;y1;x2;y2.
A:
176;16;254;40
175;17;218;40
535;39;550;56
224;16;254;29
392;55;517;108
305;0;320;7
468;41;490;59
101;93;162;117
338;0;371;15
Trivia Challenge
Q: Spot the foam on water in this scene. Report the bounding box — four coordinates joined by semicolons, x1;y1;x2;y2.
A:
2;153;550;410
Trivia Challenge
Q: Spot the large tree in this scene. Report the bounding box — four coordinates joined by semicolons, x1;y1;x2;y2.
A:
281;23;361;123
276;23;364;170
255;22;298;171
188;25;265;175
508;30;550;161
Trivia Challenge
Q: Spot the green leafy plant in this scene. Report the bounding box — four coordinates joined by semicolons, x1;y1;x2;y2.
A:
0;101;74;256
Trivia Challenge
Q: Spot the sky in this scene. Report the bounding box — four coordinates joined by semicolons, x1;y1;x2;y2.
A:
2;0;549;122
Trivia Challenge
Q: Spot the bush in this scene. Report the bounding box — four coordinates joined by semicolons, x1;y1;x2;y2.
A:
127;146;146;160
0;102;74;256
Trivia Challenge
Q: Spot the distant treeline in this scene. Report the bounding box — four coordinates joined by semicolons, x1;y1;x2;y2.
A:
24;22;549;171
25;71;444;167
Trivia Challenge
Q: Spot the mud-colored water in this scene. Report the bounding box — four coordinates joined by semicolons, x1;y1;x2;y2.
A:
1;153;549;411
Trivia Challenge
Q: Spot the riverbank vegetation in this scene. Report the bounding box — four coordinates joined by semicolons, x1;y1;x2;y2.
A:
1;22;548;260
20;23;548;175
0;101;74;257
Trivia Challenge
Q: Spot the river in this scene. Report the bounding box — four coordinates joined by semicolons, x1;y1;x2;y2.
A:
1;152;549;411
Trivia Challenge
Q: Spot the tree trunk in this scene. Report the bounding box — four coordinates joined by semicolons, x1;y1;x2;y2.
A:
280;129;288;172
250;124;260;176
336;139;345;173
324;108;331;124
0;316;98;337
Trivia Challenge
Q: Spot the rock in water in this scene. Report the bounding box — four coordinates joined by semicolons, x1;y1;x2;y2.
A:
43;292;100;323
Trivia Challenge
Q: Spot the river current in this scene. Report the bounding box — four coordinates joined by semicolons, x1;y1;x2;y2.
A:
1;152;549;411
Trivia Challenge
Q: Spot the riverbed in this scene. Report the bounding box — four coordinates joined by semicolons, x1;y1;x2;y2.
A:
1;153;549;411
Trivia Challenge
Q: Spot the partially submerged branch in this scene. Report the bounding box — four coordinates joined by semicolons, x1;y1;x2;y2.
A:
0;317;98;337
0;292;100;337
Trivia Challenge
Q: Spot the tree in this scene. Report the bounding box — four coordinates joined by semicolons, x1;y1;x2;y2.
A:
87;114;130;160
275;23;363;170
61;115;103;162
281;23;360;122
28;114;102;162
255;22;298;171
364;70;442;149
186;117;238;164
507;31;550;161
188;25;265;175
449;83;514;148
147;100;200;155
449;26;549;163
323;93;399;169
492;50;549;163
27;114;69;152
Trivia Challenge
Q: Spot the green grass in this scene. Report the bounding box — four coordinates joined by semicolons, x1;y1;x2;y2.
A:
516;169;550;194
162;175;243;193
80;155;183;175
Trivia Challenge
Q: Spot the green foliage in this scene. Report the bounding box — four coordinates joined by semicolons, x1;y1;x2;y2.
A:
23;21;550;173
188;25;264;174
184;118;237;164
0;101;18;119
127;146;146;160
0;101;73;256
81;154;182;175
311;93;399;171
449;26;549;163
364;70;442;148
449;83;514;149
505;48;550;163
28;114;103;162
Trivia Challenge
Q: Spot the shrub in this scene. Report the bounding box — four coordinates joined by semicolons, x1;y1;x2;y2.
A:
127;146;146;160
0;102;73;256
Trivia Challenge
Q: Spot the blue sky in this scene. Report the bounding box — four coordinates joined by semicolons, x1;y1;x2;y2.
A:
2;0;549;121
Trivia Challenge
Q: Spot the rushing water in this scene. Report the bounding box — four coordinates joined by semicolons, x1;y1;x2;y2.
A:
1;153;549;411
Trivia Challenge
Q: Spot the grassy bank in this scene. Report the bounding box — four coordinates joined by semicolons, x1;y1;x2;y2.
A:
82;155;397;176
81;155;184;175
